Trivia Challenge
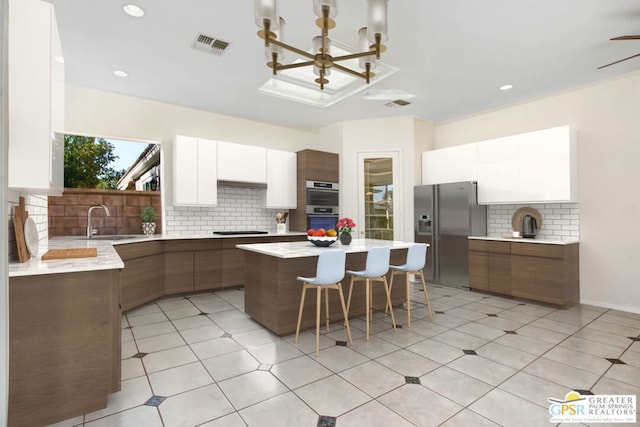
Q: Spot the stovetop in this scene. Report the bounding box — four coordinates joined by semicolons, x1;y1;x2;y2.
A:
213;231;269;235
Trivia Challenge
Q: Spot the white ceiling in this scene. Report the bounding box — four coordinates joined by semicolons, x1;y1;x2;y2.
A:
47;0;640;130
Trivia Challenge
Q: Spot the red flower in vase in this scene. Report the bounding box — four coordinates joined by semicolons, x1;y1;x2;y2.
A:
336;217;356;235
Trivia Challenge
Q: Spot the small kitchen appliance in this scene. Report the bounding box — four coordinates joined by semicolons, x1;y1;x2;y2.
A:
521;215;538;238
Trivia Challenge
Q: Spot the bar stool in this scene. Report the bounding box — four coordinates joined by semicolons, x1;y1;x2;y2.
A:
346;246;397;341
294;249;352;357
386;243;433;327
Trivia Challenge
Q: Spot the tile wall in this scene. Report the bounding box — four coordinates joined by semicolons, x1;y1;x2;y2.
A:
165;186;288;235
487;202;579;240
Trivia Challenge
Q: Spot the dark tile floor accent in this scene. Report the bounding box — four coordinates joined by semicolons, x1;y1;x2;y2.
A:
487;313;498;317
606;358;626;364
405;376;421;384
335;340;347;347
317;415;337;427
143;395;166;407
463;349;478;355
131;352;147;359
504;330;517;334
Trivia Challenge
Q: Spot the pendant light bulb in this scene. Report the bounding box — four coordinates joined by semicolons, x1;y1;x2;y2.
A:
255;0;279;29
313;0;337;19
367;0;388;43
265;17;285;60
358;27;377;71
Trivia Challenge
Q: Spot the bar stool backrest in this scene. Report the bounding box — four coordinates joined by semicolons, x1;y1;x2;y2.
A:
314;249;346;285
404;243;428;271
364;246;391;277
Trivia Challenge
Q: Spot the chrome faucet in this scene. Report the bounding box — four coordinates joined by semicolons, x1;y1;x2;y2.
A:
87;205;111;238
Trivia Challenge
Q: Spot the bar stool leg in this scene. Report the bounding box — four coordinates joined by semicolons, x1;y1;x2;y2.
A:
315;286;322;357
384;271;395;317
418;270;433;320
382;276;397;331
294;283;308;344
405;271;411;328
337;283;353;346
365;278;371;341
325;288;330;332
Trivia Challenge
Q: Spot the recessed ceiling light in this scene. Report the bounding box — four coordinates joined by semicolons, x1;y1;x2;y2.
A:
500;84;514;91
53;55;64;64
113;70;129;77
123;4;144;18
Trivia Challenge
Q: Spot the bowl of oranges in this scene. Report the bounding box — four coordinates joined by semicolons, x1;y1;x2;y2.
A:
307;228;338;247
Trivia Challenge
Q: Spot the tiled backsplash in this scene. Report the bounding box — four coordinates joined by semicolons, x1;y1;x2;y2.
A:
487;203;579;240
8;193;49;260
165;186;288;234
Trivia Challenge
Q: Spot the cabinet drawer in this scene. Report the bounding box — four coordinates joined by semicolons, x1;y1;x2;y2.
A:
468;240;510;254
511;242;564;259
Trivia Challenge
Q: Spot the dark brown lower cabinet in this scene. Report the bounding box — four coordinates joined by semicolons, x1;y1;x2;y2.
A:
468;240;511;294
9;269;120;427
116;235;306;311
469;239;579;307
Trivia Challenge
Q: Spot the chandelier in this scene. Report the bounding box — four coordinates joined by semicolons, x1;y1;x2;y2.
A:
255;0;389;90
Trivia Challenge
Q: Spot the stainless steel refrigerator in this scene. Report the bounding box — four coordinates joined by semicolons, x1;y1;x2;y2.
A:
414;182;487;288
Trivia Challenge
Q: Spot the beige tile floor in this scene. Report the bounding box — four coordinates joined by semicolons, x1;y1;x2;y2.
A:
48;284;640;427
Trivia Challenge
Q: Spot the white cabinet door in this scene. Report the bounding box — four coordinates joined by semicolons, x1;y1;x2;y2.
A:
422;144;477;185
217;141;267;184
518;126;576;203
173;136;217;206
196;138;218;206
8;0;63;195
265;149;297;208
477;136;519;204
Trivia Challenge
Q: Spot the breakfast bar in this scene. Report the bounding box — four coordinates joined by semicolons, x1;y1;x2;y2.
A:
237;238;413;336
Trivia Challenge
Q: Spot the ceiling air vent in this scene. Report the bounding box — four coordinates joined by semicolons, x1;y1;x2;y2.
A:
384;99;412;109
192;33;230;56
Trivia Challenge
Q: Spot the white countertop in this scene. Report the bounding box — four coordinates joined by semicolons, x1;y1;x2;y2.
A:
9;232;307;277
469;236;579;245
237;238;422;259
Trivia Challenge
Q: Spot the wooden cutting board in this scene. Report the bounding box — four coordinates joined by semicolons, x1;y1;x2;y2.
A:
42;248;98;260
13;197;30;263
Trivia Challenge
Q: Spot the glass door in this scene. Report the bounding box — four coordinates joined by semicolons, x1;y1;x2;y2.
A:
357;151;401;241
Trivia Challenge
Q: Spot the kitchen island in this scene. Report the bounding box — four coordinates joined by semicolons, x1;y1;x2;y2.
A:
237;239;414;336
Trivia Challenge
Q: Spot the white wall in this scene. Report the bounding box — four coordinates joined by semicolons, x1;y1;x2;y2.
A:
434;71;640;313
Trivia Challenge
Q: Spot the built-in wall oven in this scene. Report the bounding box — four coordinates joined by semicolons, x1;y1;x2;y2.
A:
306;180;339;230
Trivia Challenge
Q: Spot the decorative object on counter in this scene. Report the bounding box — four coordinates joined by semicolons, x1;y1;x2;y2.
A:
254;0;389;90
13;197;31;262
337;217;356;245
140;204;158;236
512;207;542;237
307;227;338;246
23;217;39;258
276;211;289;234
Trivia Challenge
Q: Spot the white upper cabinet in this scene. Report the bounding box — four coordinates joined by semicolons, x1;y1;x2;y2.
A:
8;0;64;195
265;149;297;208
173;136;217;206
517;126;577;203
476;135;520;204
421;144;477;185
217;141;267;184
477;125;577;204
